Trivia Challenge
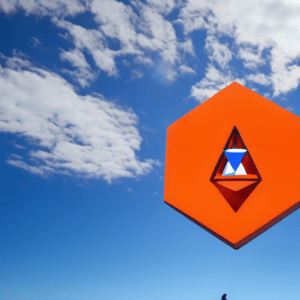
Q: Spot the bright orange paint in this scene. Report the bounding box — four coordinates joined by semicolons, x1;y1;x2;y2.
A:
164;82;300;249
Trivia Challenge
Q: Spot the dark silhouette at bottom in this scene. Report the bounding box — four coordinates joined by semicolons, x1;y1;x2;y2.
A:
221;294;227;300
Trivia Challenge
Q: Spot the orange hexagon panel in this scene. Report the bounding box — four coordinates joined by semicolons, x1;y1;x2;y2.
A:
164;82;300;249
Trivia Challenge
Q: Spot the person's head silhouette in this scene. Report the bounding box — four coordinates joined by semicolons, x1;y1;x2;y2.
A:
221;294;227;300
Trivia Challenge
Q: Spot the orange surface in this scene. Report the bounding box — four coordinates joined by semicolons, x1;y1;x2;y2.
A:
164;82;300;249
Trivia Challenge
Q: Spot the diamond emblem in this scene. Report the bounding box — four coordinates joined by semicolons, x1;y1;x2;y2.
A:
210;126;261;212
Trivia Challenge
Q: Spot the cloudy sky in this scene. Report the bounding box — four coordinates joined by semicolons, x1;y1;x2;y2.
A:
0;0;300;299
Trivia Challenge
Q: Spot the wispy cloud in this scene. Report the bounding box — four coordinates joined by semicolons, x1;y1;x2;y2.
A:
130;69;144;80
2;0;300;99
179;64;196;75
237;46;266;69
51;0;194;85
176;0;300;99
59;48;98;87
1;0;300;180
0;51;160;184
53;18;121;80
189;64;245;102
205;35;232;69
0;0;87;17
246;73;271;86
30;37;42;48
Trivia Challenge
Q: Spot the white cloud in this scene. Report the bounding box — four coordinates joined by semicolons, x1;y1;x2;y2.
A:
130;70;144;80
176;0;300;97
172;1;212;35
134;56;153;66
3;0;300;98
189;64;245;102
0;52;160;184
91;0;140;50
0;0;86;17
177;37;196;57
205;35;232;69
92;0;182;67
21;0;85;17
246;73;271;86
179;65;196;75
14;143;26;149
10;154;23;159
237;46;266;69
153;58;178;84
59;48;90;69
59;48;98;87
145;0;176;15
60;67;99;88
31;37;42;48
3;50;33;70
136;4;179;64
54;0;186;85
53;18;122;79
269;47;300;96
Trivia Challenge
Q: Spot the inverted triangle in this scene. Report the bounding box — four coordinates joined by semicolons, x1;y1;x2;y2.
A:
224;149;247;171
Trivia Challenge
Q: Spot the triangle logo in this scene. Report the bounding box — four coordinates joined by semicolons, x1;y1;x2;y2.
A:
210;126;262;212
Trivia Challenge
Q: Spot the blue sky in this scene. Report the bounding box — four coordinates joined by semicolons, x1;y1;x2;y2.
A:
0;0;300;299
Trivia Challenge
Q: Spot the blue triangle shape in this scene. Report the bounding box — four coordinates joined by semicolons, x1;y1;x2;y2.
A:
224;149;247;171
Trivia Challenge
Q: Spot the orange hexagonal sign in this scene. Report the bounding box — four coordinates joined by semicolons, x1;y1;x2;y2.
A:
164;82;300;249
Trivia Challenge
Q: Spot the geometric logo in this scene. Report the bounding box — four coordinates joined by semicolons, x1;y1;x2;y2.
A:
210;126;262;212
